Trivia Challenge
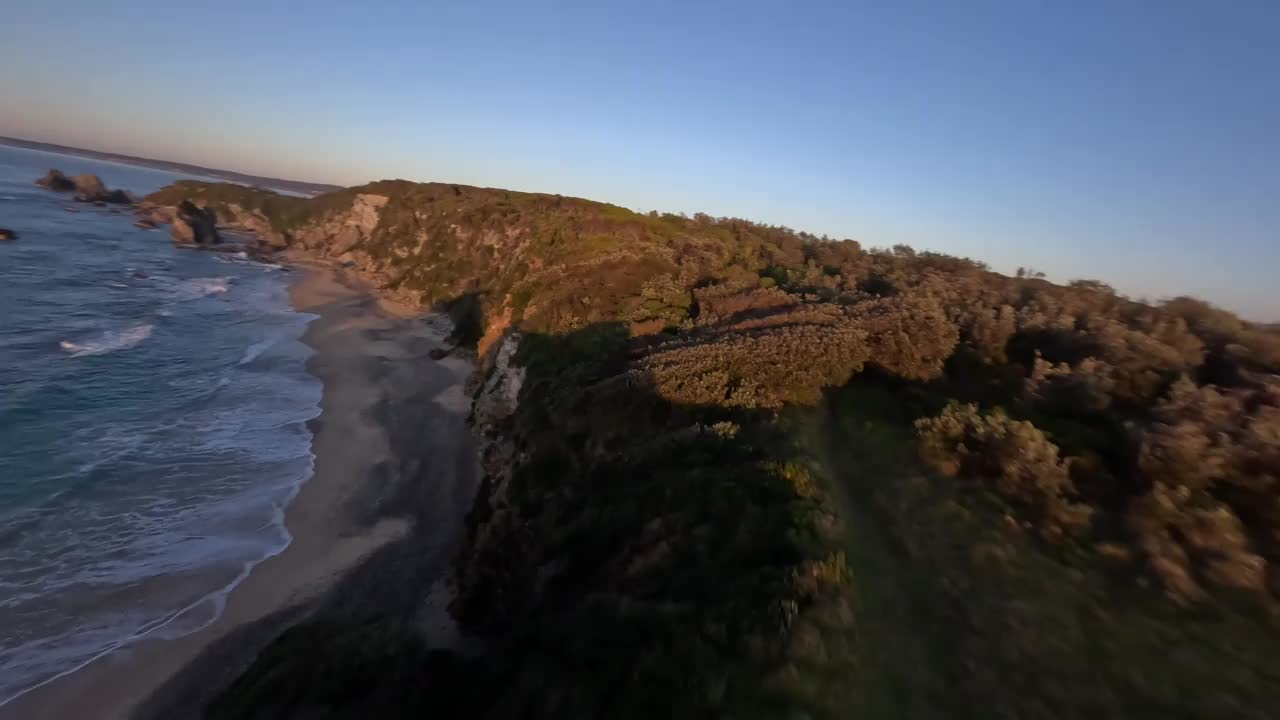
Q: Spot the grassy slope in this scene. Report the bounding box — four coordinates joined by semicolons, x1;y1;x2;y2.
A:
814;377;1280;719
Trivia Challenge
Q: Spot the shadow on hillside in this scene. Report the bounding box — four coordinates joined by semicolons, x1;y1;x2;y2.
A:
131;315;1280;720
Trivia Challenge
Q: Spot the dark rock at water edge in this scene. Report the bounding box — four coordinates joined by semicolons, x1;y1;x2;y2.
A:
35;168;75;192
69;173;107;198
0;228;16;241
171;200;220;246
69;173;135;204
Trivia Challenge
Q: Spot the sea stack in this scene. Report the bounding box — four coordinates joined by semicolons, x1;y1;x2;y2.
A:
171;200;220;246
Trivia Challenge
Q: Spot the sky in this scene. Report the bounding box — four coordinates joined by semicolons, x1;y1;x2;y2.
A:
1;1;1276;319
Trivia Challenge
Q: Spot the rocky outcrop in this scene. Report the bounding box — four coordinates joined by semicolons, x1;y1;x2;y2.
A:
133;202;173;227
217;204;286;248
35;169;75;192
171;200;220;245
35;169;135;204
286;192;391;284
0;228;16;241
71;174;134;204
143;185;406;295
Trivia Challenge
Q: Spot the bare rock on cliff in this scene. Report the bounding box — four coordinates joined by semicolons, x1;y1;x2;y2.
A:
171;201;220;246
0;228;16;241
35;169;75;192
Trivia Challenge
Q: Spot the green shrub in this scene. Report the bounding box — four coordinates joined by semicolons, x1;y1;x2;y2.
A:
915;402;1093;540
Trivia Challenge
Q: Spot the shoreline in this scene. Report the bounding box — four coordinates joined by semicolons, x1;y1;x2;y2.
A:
1;258;477;720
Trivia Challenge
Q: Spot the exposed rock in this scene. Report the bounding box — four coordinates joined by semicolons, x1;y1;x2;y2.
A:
472;333;525;427
0;228;16;241
326;193;388;255
71;174;133;204
217;203;286;249
132;271;149;279
35;169;134;204
134;219;157;230
454;333;526;620
134;202;174;227
477;304;514;358
171;200;220;245
35;169;75;192
71;173;108;198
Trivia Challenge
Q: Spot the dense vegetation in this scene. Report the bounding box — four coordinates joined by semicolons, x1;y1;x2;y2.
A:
146;180;1280;718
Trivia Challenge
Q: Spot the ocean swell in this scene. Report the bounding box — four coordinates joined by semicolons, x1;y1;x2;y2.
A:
0;157;323;707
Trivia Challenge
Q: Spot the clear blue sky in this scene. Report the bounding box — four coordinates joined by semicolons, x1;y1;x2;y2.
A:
2;1;1276;319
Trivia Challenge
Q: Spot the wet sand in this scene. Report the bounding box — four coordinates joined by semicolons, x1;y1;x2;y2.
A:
1;259;477;719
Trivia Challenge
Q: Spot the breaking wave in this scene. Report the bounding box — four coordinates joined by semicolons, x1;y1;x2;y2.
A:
60;325;154;357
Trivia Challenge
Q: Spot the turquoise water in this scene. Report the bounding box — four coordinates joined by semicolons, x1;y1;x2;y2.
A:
0;146;322;703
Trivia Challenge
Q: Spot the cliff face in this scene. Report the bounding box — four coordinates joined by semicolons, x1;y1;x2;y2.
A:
457;333;526;622
451;325;853;718
142;178;1280;719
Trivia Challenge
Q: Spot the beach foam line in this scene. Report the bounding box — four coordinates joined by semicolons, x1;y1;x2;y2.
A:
215;253;284;271
0;452;313;710
238;337;277;366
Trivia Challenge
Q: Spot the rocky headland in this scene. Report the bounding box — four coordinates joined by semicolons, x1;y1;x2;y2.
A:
104;176;1280;719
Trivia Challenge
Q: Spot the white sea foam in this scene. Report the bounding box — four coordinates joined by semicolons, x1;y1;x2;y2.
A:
215;253;284;271
59;325;153;357
181;277;230;297
0;179;327;704
238;337;276;366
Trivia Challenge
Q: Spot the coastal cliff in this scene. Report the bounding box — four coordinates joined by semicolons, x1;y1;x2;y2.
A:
138;179;1280;718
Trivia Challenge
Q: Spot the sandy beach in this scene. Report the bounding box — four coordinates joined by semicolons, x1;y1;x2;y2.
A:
1;260;478;720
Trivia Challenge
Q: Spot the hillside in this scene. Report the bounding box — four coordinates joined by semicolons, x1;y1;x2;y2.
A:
143;179;1280;718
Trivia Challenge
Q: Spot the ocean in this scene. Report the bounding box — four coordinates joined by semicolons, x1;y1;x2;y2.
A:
0;145;322;704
